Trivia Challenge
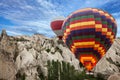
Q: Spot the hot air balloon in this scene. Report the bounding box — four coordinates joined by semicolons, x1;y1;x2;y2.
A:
62;8;117;71
51;17;65;39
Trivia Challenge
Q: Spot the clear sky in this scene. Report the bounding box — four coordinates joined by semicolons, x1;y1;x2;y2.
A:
0;0;120;37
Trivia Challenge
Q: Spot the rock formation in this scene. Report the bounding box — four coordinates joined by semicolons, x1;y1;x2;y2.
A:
0;30;17;80
0;30;120;80
107;73;120;80
93;38;120;79
0;30;81;80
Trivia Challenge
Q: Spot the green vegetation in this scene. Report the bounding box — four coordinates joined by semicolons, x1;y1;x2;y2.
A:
37;66;45;80
38;60;105;80
46;46;63;54
16;71;26;80
21;73;26;80
46;49;51;53
95;73;106;80
117;37;120;39
15;37;29;42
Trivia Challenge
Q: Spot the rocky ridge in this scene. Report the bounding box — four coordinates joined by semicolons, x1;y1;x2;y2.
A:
0;30;120;80
0;30;81;80
93;38;120;79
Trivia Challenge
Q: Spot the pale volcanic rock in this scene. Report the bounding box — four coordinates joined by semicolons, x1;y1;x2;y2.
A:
0;31;81;80
107;73;120;80
0;30;120;80
93;38;120;79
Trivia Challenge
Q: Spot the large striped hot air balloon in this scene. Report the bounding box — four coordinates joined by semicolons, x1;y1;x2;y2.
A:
51;17;65;39
62;8;117;71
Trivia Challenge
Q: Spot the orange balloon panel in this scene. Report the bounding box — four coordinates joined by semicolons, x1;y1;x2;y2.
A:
80;54;97;71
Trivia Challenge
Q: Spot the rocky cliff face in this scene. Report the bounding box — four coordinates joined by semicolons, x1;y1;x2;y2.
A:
0;30;81;80
0;30;120;80
93;38;120;79
0;30;17;80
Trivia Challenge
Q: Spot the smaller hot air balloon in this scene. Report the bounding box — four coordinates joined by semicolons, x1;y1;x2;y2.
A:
51;17;65;39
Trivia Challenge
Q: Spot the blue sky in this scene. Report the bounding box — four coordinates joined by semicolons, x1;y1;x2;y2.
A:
0;0;120;37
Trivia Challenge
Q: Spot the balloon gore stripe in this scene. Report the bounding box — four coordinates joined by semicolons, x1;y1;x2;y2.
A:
62;8;117;71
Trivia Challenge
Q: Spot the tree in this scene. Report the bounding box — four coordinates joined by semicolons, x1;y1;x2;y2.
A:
45;60;105;80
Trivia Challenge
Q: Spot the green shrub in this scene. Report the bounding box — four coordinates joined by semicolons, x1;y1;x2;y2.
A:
95;73;105;80
16;72;26;80
21;73;26;80
46;49;50;53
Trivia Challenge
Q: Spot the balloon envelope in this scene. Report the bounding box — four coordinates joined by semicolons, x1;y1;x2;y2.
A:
51;17;64;39
62;8;117;71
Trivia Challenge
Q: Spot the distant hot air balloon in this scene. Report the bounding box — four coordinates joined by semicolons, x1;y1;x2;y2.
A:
51;17;65;39
62;8;117;71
